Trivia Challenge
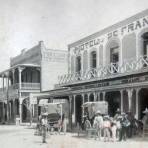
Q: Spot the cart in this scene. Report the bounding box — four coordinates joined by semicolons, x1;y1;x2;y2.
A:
39;102;69;134
79;101;108;137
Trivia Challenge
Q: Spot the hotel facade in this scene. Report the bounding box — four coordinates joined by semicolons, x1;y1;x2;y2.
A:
45;9;148;128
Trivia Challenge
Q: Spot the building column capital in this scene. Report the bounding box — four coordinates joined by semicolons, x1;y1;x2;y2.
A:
12;68;15;74
18;67;25;73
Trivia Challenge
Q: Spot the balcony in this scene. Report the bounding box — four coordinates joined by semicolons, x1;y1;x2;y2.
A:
0;82;40;100
58;55;148;85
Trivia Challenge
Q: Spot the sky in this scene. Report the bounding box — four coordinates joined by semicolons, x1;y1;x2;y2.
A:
0;0;148;71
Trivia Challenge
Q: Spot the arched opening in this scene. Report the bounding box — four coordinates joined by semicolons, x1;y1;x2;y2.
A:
75;95;82;124
90;51;97;69
139;88;148;119
110;45;119;64
89;93;94;102
106;39;120;73
106;91;120;117
84;94;88;102
142;32;148;56
76;56;81;73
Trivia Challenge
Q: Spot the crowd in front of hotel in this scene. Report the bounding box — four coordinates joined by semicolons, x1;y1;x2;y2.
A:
82;107;148;142
34;107;148;143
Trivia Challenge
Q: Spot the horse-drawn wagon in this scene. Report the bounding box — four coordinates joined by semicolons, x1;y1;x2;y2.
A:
78;101;108;136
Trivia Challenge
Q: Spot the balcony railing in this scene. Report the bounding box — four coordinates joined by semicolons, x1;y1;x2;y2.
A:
58;55;148;85
20;83;40;90
0;83;40;91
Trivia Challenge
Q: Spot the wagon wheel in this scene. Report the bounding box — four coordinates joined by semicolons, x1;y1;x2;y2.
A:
84;120;91;131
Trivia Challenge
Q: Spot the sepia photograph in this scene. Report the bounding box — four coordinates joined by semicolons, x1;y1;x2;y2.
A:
0;0;148;148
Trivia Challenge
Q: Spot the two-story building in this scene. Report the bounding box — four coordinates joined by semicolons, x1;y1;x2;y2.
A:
44;9;148;129
0;41;67;124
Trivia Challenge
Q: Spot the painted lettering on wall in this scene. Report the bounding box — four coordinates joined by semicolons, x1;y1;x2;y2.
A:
73;16;148;53
108;17;148;39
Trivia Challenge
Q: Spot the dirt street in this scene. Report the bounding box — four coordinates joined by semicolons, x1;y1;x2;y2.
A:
0;125;148;148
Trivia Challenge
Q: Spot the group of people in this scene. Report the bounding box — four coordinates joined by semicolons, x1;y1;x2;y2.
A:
93;108;141;142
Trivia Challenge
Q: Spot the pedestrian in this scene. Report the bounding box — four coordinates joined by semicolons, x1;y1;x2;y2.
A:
41;113;48;143
119;112;130;141
126;111;134;138
142;108;148;126
103;115;111;142
110;118;117;142
114;108;121;141
93;110;103;140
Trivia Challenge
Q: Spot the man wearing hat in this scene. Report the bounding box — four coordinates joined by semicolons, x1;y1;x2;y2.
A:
142;108;148;127
114;108;121;120
41;113;48;143
93;110;103;140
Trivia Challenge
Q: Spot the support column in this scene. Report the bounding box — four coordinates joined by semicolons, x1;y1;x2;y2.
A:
73;95;76;124
13;99;16;121
19;98;23;124
120;90;124;112
127;89;133;112
2;102;5;122
9;102;11;119
82;94;85;104
69;95;72;131
12;69;15;85
82;94;85;119
135;88;140;119
5;72;10;122
18;67;24;124
102;91;106;101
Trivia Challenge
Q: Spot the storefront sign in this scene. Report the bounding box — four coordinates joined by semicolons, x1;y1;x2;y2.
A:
71;74;148;91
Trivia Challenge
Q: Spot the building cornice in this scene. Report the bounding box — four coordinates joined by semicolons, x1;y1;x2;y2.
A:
68;9;148;48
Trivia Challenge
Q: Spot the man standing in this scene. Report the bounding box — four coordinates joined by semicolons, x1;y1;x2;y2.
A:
41;113;48;143
142;108;148;126
119;112;130;141
93;110;103;140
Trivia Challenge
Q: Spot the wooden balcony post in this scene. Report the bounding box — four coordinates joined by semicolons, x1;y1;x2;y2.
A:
12;69;15;85
120;90;124;112
18;67;25;124
69;95;72;131
135;88;140;119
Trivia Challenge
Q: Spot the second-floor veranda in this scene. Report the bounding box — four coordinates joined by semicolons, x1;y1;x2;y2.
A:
58;55;148;86
0;64;41;93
